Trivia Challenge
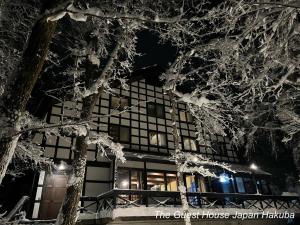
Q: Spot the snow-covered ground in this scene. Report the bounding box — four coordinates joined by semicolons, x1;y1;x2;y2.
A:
78;206;300;221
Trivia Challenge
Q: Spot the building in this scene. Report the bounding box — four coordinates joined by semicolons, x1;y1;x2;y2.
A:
28;71;299;223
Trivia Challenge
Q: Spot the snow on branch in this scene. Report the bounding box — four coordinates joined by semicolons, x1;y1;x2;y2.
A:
47;3;189;24
87;132;125;163
159;0;299;155
5;140;53;177
277;109;300;142
0;0;41;96
177;152;235;178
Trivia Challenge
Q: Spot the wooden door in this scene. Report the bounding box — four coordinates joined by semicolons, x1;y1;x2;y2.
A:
39;173;68;219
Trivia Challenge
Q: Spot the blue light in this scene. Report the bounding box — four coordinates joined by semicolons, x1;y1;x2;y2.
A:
219;173;230;183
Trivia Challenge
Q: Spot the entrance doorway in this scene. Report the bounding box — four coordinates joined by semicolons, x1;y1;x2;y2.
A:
38;173;68;219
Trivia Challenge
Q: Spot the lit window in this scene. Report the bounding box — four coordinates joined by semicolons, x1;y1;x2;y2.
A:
147;172;165;191
109;125;130;142
111;96;129;110
166;173;178;191
183;137;197;151
147;103;165;118
186;175;197;192
149;131;167;147
130;170;143;190
179;111;193;122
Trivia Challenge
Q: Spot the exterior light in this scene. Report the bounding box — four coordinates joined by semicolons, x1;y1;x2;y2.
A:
250;163;258;170
121;180;129;187
219;173;230;183
57;161;66;171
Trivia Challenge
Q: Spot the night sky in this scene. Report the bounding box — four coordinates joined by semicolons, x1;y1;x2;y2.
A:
134;30;177;69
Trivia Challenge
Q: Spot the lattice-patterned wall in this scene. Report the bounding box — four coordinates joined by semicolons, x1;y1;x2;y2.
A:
42;79;240;163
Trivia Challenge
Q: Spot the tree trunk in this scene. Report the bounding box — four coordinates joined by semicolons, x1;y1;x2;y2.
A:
56;92;100;225
0;1;61;184
57;38;122;225
168;90;191;225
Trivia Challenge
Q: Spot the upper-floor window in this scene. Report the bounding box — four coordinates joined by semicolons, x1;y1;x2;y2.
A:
109;125;130;143
147;102;165;118
179;111;193;123
149;131;167;147
183;137;197;151
111;96;129;110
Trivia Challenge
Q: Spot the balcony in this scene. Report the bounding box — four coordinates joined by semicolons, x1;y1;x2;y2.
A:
79;189;300;220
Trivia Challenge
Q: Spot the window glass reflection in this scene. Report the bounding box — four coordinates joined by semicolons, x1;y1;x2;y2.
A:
131;170;143;190
243;177;256;194
235;177;246;193
156;105;164;117
198;176;207;192
147;103;165;118
147;172;165;191
183;138;197;151
117;169;142;190
109;125;130;143
120;126;130;142
179;111;193;122
118;169;129;189
179;111;186;121
186;175;197;192
111;96;128;110
149;131;167;147
166;173;177;191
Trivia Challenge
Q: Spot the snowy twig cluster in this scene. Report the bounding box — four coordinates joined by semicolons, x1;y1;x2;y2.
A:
87;132;125;163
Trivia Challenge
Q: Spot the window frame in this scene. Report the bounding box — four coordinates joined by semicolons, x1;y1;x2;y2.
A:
108;124;130;143
147;102;165;118
182;136;198;152
147;169;177;191
234;176;246;193
117;167;144;190
179;110;194;123
110;95;129;111
148;131;167;147
242;176;257;194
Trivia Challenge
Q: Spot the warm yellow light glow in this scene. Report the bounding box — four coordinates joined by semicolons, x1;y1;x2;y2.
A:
58;162;66;170
121;180;129;187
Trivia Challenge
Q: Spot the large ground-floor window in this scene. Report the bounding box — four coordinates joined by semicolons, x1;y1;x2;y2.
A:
117;168;212;193
147;171;177;191
116;168;272;196
117;168;143;189
256;177;272;195
185;174;208;193
117;168;178;191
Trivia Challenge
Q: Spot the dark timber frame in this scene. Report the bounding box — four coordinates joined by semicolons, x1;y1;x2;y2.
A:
80;189;300;213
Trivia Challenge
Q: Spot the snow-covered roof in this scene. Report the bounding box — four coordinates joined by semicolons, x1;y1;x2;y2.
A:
230;163;272;176
113;152;272;176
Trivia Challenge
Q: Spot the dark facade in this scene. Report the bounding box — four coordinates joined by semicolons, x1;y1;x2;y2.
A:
30;78;275;219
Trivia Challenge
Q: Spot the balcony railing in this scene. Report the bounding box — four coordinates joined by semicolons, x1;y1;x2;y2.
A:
80;189;300;215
